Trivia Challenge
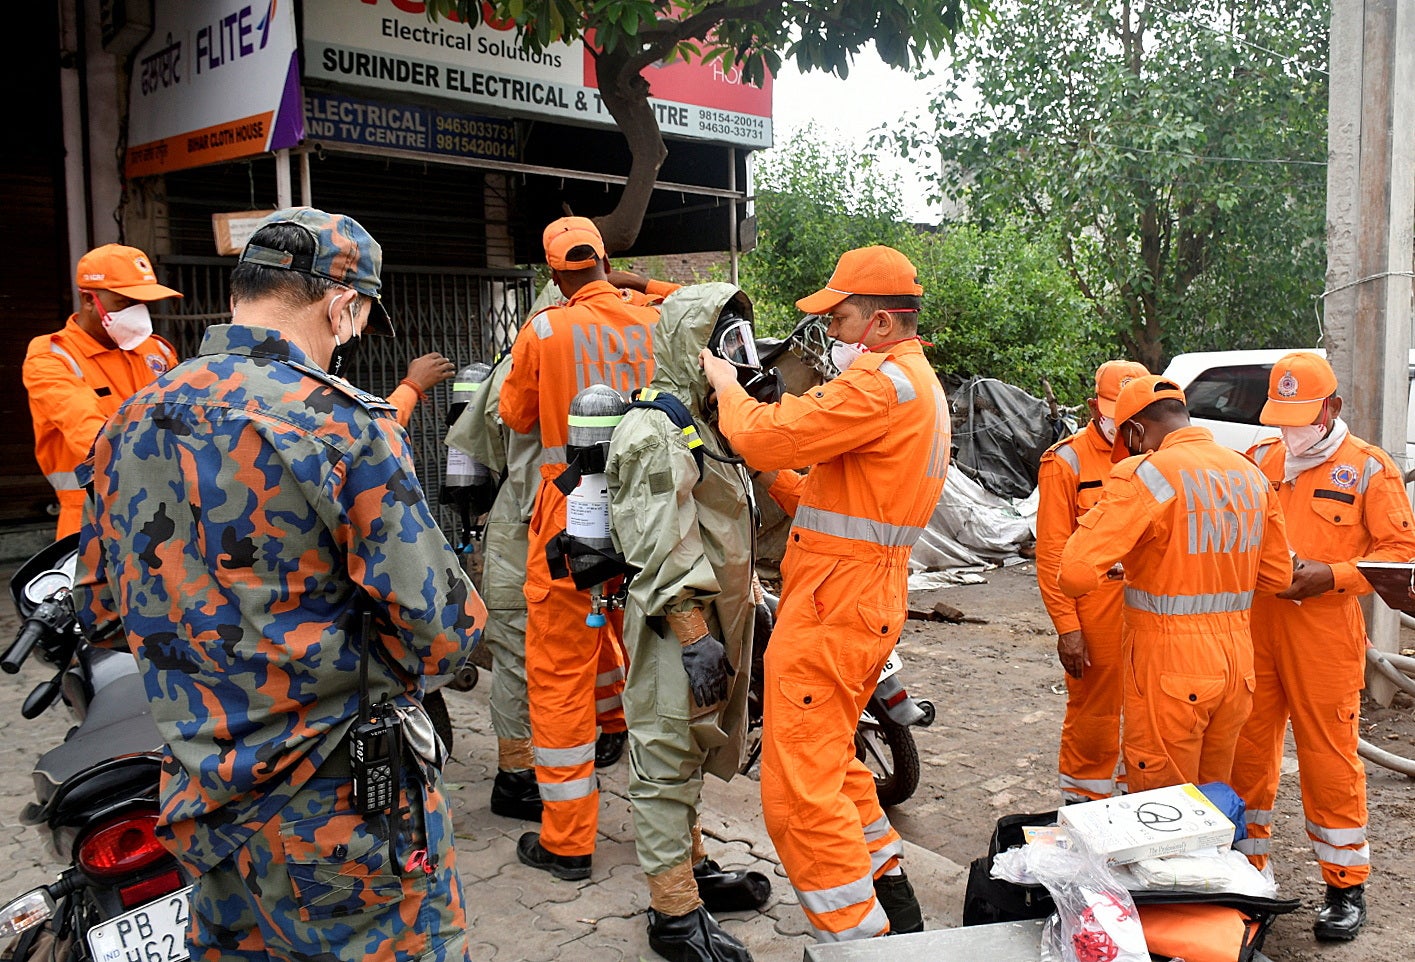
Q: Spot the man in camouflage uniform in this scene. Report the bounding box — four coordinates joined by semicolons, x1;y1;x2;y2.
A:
75;208;485;962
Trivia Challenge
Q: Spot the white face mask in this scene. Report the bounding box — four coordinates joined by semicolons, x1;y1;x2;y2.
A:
831;339;867;372
1281;422;1328;456
99;302;154;351
1097;415;1117;443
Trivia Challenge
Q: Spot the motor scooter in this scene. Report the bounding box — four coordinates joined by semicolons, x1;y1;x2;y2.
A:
0;536;190;962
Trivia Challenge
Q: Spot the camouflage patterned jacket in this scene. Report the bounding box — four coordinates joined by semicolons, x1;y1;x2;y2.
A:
74;323;485;873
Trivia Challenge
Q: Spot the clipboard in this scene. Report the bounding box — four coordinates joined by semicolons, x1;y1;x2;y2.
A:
1355;562;1415;613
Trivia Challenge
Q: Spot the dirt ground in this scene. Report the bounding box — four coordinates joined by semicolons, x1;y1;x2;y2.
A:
889;562;1415;962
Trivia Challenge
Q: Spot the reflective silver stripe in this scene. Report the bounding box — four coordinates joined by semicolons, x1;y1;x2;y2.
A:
1135;461;1176;504
45;471;80;492
1358;456;1382;494
1311;841;1370;866
1234;837;1270;855
533;313;554;339
794;505;923;548
155;340;176;365
595;695;621;714
539;775;597;802
1055;443;1080;474
1252;443;1275;467
533;742;596;768
796;872;877;916
541;445;567;466
815;901;890;942
869;839;904;874
1123;587;1253;615
876;361;916;403
1246;808;1274;827
49;343;82;378
862;815;892;842
595;667;625;687
1059;775;1115;797
1307;820;1367;846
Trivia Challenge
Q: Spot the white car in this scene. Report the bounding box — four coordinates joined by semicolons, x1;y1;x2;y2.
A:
1162;349;1415;469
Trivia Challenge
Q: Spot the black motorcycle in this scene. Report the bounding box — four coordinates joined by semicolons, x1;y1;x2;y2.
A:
743;592;935;807
0;536;190;962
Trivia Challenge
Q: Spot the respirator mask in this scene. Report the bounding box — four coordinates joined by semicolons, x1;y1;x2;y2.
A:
709;306;783;405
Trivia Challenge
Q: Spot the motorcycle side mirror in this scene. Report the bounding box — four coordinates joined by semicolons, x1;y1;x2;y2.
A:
22;676;62;720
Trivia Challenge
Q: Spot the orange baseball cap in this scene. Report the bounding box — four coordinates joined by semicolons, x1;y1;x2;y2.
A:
543;216;606;271
75;244;182;301
795;245;923;315
1093;360;1150;418
1111;375;1187;462
1260;351;1338;426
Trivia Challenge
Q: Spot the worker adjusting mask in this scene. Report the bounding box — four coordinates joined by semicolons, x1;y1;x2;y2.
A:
89;295;153;351
709;306;782;404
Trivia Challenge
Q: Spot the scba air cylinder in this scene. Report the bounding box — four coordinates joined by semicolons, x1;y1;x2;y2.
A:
444;361;493;487
564;385;628;625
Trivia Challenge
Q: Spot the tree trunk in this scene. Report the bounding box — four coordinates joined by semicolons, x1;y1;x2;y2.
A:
591;47;669;255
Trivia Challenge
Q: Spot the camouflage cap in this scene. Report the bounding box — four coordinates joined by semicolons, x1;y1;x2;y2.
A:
239;207;394;336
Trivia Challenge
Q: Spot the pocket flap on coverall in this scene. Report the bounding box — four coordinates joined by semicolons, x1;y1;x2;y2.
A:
1310;495;1359;526
1158;672;1226;707
280;810;402;922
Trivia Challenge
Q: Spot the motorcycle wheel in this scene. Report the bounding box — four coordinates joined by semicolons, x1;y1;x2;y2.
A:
424;689;455;754
855;719;920;807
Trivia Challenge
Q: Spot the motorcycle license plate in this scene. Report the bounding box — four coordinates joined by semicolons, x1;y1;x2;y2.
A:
86;887;192;962
877;653;901;681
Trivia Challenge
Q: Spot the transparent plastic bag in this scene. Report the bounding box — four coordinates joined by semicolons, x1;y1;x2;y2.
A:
992;842;1148;962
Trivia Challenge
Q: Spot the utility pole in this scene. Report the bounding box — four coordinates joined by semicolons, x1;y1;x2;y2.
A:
1323;0;1415;705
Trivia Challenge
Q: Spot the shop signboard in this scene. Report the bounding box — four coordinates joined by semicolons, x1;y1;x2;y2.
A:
127;0;304;177
302;0;772;149
304;91;519;163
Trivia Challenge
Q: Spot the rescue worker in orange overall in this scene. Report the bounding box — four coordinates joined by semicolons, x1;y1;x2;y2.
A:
1058;376;1291;794
702;246;950;943
1228;352;1415;942
1036;360;1148;802
499;217;660;879
23;244;182;538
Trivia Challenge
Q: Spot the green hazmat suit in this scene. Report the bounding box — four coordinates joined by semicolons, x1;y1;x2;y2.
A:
445;283;559;766
605;282;757;882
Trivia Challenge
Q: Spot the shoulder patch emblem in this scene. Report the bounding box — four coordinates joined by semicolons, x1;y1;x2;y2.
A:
1330;463;1358;489
146;353;168;375
1277;371;1299;398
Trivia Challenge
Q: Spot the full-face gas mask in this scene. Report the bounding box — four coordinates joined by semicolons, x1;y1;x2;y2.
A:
709;305;783;405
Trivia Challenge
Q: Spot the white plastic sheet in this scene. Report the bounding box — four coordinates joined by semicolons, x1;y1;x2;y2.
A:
910;468;1038;572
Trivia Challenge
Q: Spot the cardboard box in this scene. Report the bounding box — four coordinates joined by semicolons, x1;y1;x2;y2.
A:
1057;783;1235;864
212;210;278;256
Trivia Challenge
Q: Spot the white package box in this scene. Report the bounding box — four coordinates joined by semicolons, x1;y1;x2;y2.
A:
1057;783;1235;864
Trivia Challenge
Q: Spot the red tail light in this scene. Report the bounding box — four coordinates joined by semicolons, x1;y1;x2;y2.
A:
118;868;184;910
77;812;169;880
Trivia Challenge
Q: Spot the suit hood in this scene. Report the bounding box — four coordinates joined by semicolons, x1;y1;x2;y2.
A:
648;282;753;415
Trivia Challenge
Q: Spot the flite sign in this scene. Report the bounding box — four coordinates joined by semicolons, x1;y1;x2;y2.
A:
302;0;773;149
126;0;303;177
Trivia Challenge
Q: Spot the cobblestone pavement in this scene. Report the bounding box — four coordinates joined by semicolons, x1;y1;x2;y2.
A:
0;592;966;962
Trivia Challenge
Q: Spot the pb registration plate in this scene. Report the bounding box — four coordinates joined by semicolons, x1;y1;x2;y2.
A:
86;887;192;962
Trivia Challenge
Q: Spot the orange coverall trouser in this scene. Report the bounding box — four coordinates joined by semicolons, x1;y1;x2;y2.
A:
1058;585;1125;801
524;466;627;857
761;549;906;942
1122;614;1255;795
1230;595;1369;887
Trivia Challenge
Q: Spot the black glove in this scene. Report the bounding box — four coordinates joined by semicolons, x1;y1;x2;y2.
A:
681;635;734;708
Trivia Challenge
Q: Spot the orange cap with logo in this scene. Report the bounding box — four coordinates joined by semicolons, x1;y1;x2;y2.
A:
543;216;606;271
1094;360;1150;419
75;244;182;301
1111;374;1187;462
1260;352;1337;427
795;245;923;315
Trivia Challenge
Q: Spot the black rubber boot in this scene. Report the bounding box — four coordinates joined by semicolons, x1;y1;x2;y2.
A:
1314;883;1366;941
490;769;543;822
596;730;628;768
647;906;753;962
692;858;772;912
874;872;924;934
516;832;591;881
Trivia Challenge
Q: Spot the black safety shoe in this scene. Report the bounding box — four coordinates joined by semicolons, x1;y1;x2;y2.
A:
490;769;543;822
596;730;628;767
874;872;924;934
516;832;591;881
693;858;772;912
1314;883;1366;941
647;906;752;962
